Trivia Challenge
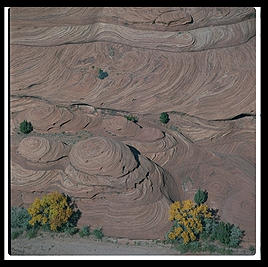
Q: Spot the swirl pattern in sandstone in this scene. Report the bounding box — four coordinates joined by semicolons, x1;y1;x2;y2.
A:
12;97;102;134
9;7;256;246
14;102;72;133
10;7;255;53
125;130;178;167
10;7;255;31
100;115;178;166
16;136;68;164
10;37;255;120
65;136;179;239
69;136;137;177
101;116;141;137
11;161;61;190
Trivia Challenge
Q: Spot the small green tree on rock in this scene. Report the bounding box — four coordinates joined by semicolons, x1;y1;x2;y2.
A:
160;112;169;124
124;114;138;123
19;120;33;134
98;68;108;79
194;188;208;206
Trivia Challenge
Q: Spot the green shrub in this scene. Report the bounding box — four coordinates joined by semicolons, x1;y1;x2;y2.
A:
11;207;31;231
229;225;244;248
65;227;79;236
201;218;218;238
202;218;243;248
19;120;33;134
175;240;204;254
26;227;38;239
194;188;208;206
92;227;104;240
205;243;217;253
79;225;90;237
249;245;256;254
11;229;23;240
214;222;232;245
98;68;108;79
124;114;138;123
160;112;169;124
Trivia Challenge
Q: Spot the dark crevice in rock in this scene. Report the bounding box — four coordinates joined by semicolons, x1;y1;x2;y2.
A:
210;113;256;122
126;145;141;168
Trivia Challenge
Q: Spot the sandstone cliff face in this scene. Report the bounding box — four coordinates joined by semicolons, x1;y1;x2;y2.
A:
10;7;256;245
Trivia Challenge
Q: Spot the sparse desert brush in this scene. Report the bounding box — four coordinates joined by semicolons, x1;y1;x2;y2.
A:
92;227;104;240
11;206;31;231
79;225;91;237
124;114;138;123
208;220;244;248
27;192;79;232
11;229;24;240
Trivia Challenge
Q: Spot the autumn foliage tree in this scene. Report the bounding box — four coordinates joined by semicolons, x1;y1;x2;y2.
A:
166;189;244;250
27;192;78;232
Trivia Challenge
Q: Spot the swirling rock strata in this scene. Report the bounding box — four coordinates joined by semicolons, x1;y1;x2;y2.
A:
16;136;68;164
100;116;178;166
11;135;179;239
10;37;255;120
69;136;138;177
10;7;255;32
10;19;255;53
14;102;72;133
65;136;178;239
9;7;256;246
12;97;101;134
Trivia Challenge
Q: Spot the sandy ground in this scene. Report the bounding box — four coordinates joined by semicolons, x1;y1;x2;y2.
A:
10;232;255;257
10;233;180;256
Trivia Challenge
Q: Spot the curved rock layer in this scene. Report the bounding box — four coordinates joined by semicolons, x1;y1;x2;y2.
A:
14;102;72;133
100;115;178;166
16;136;68;164
11;136;179;239
10;36;255;120
11;161;61;190
167;111;256;143
125;131;178;167
101;116;142;138
10;7;255;30
69;136;138;177
10;7;255;52
65;137;179;239
10;19;256;53
10;7;256;246
12;97;102;134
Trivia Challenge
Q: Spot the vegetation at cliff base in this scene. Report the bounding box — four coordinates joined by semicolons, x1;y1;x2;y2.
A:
166;188;245;254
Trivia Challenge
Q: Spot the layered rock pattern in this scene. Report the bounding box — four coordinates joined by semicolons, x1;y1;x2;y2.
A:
10;7;256;245
11;135;179;239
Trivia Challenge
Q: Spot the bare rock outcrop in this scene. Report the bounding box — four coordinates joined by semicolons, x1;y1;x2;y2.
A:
65;136;178;239
11;136;179;239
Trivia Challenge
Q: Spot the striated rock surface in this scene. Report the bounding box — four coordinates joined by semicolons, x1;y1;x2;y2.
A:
11;136;179;239
66;137;179;239
10;7;256;246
